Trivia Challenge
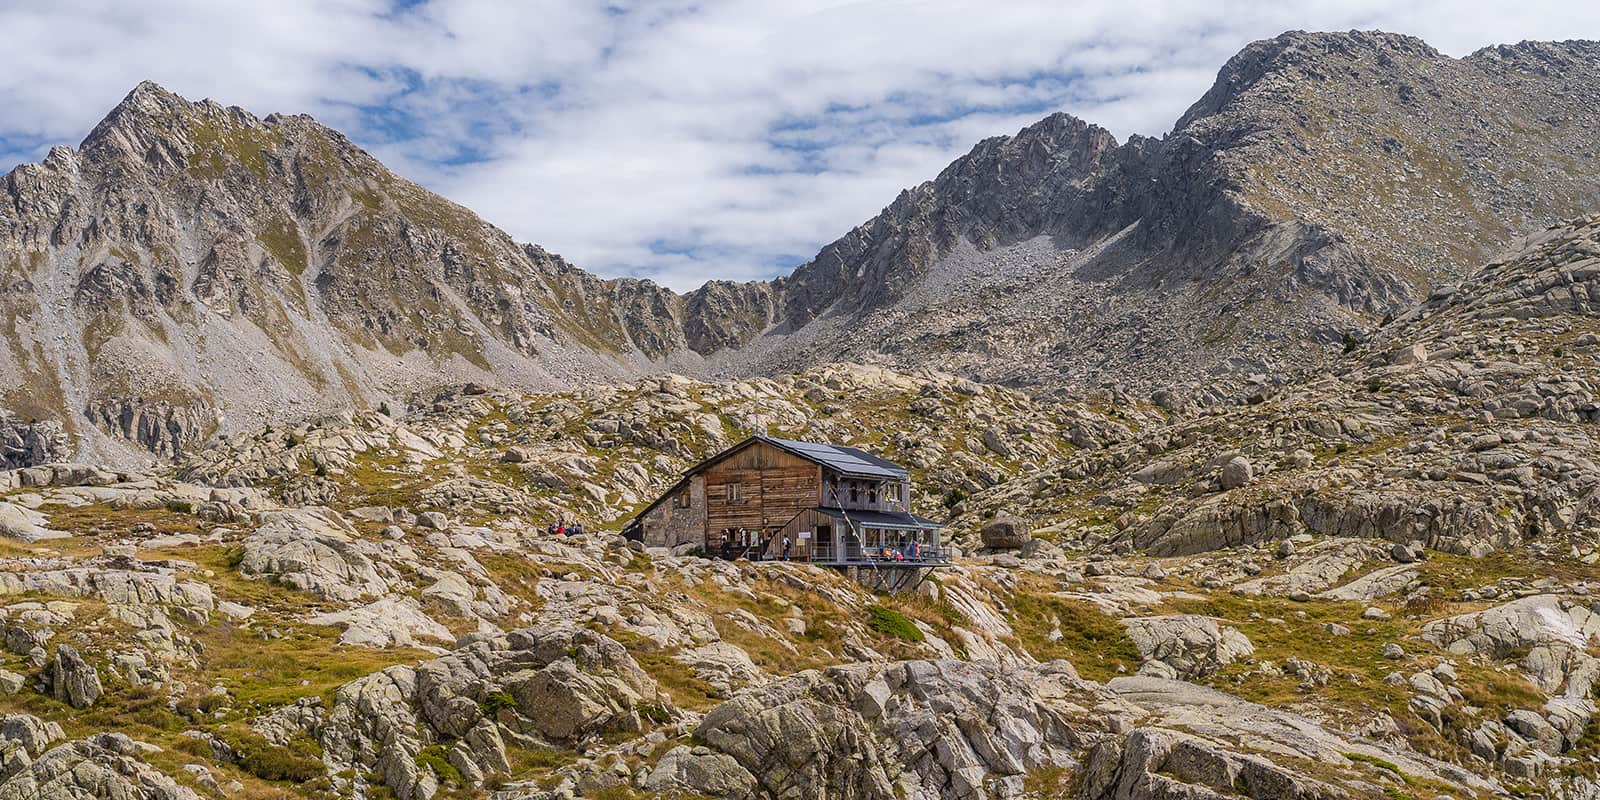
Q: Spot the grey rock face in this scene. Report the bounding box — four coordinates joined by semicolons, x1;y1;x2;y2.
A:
48;645;101;709
319;624;660;800
979;514;1031;549
84;398;213;459
1121;616;1254;679
0;414;67;469
0;730;200;800
695;659;1090;800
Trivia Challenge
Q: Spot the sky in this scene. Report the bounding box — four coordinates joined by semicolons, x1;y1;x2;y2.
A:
2;1;1598;292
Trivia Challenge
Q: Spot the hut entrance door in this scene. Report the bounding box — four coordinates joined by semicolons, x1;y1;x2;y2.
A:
815;524;832;561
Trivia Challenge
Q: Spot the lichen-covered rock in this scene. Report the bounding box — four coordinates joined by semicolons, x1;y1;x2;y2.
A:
238;508;392;601
696;659;1092;800
0;730;199;800
319;625;662;800
1121;616;1253;679
48;645;101;709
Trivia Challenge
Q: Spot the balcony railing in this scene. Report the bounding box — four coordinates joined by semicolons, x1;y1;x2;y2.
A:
805;540;951;566
707;537;950;566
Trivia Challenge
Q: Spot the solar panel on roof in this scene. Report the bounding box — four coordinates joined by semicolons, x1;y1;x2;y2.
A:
766;436;906;478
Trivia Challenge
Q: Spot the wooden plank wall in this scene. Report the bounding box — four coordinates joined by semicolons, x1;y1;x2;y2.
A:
703;440;821;548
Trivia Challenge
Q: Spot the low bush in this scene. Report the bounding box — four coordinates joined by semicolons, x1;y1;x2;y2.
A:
866;604;924;642
225;730;325;783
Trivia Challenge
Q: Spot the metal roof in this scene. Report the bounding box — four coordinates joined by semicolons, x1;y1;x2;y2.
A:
813;507;942;530
762;436;909;479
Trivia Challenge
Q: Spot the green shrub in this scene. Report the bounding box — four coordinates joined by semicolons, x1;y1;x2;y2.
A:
866;605;924;642
224;730;325;783
415;745;464;786
637;698;672;724
165;499;195;514
941;489;966;510
479;691;516;716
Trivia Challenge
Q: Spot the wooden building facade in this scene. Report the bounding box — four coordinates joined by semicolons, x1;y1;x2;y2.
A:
623;435;948;578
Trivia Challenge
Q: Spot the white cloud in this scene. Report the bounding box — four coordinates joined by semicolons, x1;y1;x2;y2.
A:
2;0;1598;291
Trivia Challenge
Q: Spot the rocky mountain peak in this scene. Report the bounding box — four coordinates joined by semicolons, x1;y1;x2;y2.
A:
1174;30;1439;133
1468;38;1600;71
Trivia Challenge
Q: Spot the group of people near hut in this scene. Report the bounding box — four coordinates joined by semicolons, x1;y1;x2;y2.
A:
874;538;925;561
544;518;586;537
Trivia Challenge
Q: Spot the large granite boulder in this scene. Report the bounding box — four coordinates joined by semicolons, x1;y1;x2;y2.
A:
319;624;662;800
1121;616;1253;680
979;515;1032;550
694;659;1091;800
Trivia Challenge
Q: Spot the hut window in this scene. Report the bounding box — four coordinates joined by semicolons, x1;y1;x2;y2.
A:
673;492;689;509
886;483;901;504
850;484;859;503
869;487;878;504
726;482;743;503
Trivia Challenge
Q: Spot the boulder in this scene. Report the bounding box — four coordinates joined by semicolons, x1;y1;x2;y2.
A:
979;515;1031;550
238;509;391;601
49;645;101;709
1219;456;1253;490
1390;342;1428;365
642;746;757;798
696;659;1090;800
1121;616;1253;679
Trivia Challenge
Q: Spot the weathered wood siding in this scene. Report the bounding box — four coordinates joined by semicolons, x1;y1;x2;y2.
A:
776;507;839;562
703;440;822;549
822;472;912;514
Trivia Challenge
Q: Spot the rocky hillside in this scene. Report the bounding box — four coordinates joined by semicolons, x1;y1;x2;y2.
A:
959;214;1600;557
6;31;1600;466
0;216;1596;799
705;32;1600;391
0;82;724;466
